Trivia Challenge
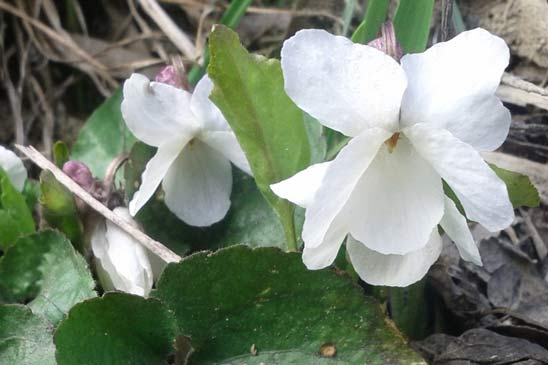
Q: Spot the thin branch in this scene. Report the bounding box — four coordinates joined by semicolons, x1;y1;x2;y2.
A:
16;145;182;264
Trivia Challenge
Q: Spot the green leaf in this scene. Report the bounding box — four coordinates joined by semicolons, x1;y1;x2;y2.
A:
490;164;540;208
393;0;435;53
53;141;70;168
0;230;96;325
22;179;41;212
153;245;424;364
304;113;327;164
0;168;35;250
0;304;55;365
125;143;288;252
351;0;390;44
40;171;84;251
208;25;311;251
71;89;136;179
188;0;253;85
55;293;178;365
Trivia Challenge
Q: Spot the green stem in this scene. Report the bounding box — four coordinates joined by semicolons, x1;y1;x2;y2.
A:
280;203;298;252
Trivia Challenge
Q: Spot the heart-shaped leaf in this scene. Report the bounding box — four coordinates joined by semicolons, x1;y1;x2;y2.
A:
153;245;424;364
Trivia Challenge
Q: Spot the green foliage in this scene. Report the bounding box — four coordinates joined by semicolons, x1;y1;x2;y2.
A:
490;164;540;208
40;171;84;251
53;141;70;168
208;25;311;251
22;179;41;212
304;113;327;164
71;89;136;179
351;0;390;44
389;280;429;340
0;168;35;250
125;142;288;253
188;0;253;85
393;0;435;53
54;293;178;365
0;304;56;365
153;245;422;364
0;230;96;325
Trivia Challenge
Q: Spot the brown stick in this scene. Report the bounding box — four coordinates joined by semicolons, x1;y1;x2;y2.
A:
16;145;182;264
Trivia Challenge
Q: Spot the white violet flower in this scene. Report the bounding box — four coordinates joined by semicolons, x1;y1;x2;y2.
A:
122;73;251;226
0;145;27;191
91;207;156;296
271;28;514;286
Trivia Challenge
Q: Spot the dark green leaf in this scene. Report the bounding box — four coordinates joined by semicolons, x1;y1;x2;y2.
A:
0;304;55;365
208;25;310;251
393;0;435;53
153;245;424;364
490;164;540;208
22;179;41;212
0;168;35;250
0;230;96;325
71;89;136;179
40;171;84;251
351;0;390;44
55;293;178;365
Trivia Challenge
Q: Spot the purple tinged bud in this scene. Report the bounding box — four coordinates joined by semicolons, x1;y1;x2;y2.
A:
367;22;403;61
63;161;94;191
155;65;185;89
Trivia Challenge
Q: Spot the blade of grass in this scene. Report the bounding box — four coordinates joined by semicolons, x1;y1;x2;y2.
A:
393;0;435;53
188;0;252;85
341;0;357;36
351;0;390;44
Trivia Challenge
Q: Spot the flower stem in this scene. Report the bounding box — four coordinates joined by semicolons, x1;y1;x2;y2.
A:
280;204;298;252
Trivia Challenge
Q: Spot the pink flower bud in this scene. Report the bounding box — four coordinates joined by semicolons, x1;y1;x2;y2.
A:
155;65;185;89
368;22;403;61
63;161;94;191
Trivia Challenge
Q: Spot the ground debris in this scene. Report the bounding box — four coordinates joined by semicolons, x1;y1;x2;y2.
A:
415;328;548;364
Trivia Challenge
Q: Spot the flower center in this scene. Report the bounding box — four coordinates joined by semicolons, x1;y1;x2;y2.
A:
385;132;400;153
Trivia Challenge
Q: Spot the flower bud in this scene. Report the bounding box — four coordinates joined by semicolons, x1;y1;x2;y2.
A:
63;161;94;191
155;61;189;90
91;207;154;296
367;22;403;61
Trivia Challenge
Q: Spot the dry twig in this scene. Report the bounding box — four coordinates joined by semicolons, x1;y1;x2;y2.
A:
16;145;182;264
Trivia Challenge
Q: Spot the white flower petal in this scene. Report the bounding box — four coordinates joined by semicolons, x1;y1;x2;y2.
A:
347;230;442;287
346;135;444;255
441;196;482;266
122;73;199;147
302;128;392;248
190;75;230;132
200;131;251;175
405;123;514;232
281;29;407;136
0;146;26;191
92;208;154;296
162;140;232;227
271;162;331;209
129;137;190;216
302;216;347;270
400;28;511;151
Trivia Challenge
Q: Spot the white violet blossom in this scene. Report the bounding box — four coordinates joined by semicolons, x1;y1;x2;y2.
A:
122;73;251;226
91;207;157;296
0;145;27;191
271;28;514;286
